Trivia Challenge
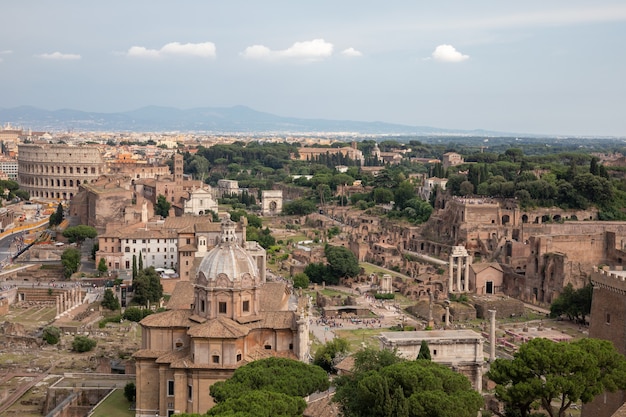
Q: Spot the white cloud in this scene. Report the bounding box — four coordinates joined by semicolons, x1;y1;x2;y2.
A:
341;47;362;57
241;38;333;62
126;42;216;58
240;45;272;60
430;44;469;63
0;50;12;55
36;52;81;60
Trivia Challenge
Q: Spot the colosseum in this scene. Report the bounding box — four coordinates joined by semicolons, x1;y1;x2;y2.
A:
18;143;106;200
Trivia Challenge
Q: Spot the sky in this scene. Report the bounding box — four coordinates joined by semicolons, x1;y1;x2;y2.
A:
1;1;626;137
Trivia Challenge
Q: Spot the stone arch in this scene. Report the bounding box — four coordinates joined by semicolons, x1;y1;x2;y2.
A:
502;214;510;225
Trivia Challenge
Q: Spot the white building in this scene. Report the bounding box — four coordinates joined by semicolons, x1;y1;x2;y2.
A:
379;329;483;391
117;227;179;271
419;177;447;201
183;187;218;215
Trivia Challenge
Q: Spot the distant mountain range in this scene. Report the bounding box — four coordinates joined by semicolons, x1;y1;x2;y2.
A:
0;105;515;136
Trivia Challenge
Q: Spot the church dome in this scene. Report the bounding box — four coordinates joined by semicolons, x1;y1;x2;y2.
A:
197;215;258;283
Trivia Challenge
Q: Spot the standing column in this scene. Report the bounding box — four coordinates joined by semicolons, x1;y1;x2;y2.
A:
445;306;450;329
448;255;454;292
456;257;462;292
489;309;497;362
464;255;471;292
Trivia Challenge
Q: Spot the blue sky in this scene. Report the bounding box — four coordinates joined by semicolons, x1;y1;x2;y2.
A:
1;1;625;136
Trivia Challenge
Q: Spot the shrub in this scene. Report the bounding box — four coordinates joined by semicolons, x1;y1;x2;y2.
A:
123;307;153;322
72;335;97;352
374;293;395;300
42;326;61;345
124;382;136;403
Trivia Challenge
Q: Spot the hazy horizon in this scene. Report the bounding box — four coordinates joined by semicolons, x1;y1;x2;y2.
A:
1;1;625;137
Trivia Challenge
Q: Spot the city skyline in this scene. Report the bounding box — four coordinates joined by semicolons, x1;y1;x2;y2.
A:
1;1;625;137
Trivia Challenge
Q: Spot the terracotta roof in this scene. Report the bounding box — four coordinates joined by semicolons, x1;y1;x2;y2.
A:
244;346;298;363
166;281;195;310
155;347;189;364
140;309;194;328
259;282;290;312
254;311;295;330
470;262;503;274
334;356;355;374
187;316;251;338
163;215;213;230
133;349;171;359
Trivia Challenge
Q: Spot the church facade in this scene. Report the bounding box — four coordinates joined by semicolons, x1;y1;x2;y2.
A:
133;216;310;417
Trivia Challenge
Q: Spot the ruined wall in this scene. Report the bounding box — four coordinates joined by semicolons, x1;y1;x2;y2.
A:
583;268;626;417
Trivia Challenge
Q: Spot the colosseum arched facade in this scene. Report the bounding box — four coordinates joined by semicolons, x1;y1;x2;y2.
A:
18;144;106;201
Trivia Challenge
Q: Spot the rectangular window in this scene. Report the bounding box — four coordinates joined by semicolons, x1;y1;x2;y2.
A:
125;261;130;269
607;313;611;324
200;300;205;312
236;353;242;361
167;380;174;396
243;300;250;312
188;385;192;401
219;302;227;314
212;355;220;364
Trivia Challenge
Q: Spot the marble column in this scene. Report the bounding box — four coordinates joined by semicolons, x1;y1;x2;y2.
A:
445;306;450;329
456;256;462;292
464;255;471;292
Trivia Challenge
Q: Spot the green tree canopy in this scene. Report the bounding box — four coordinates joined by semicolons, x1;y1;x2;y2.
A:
101;288;120;311
155;194;171;217
62;225;97;245
487;337;626;417
61;247;81;278
283;198;317;215
132;267;163;305
208;390;306;417
292;273;309;289
549;282;592;323
324;244;360;279
313;337;350;373
334;359;483;417
352;347;405;373
210;357;329;403
303;262;337;285
97;257;108;275
49;203;64;227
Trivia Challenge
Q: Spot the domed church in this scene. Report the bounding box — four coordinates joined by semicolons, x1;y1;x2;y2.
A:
133;216;310;417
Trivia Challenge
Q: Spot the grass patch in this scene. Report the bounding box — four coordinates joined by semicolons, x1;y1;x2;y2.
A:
90;389;134;417
334;327;391;351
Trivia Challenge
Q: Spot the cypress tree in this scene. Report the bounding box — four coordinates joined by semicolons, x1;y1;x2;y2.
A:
417;340;432;360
